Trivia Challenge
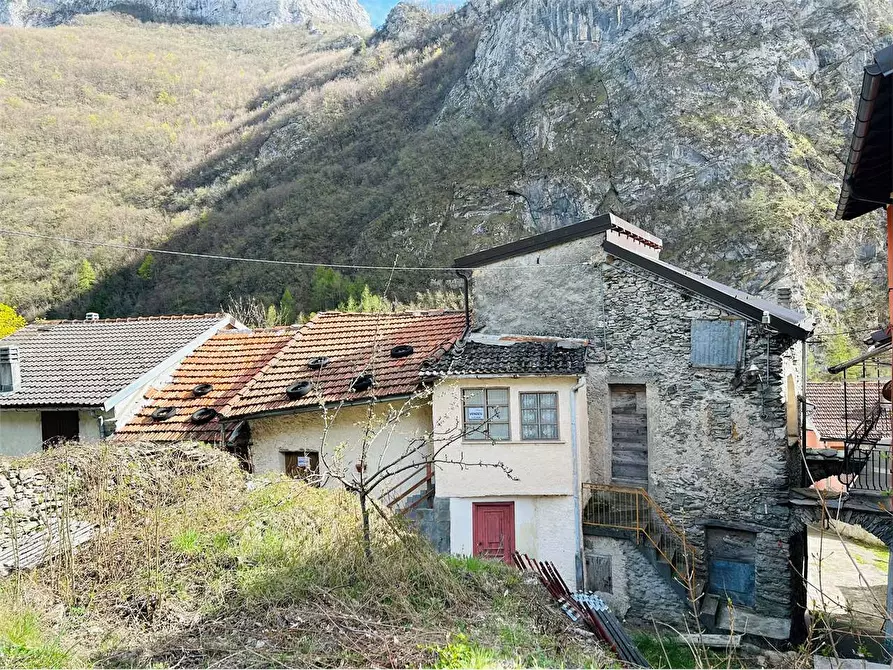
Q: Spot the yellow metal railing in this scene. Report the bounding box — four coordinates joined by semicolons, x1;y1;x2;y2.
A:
582;483;699;605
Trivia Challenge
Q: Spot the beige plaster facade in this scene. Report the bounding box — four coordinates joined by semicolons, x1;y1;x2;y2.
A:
249;401;434;501
431;375;588;585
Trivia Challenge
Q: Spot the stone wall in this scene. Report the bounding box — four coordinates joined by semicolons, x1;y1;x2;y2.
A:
0;464;65;551
470;230;804;624
584;535;689;626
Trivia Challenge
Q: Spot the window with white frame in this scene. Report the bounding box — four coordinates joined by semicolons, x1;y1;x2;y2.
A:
462;388;510;440
520;392;559;440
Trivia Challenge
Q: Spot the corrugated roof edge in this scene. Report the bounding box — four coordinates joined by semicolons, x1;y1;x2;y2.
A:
836;44;893;220
604;240;814;340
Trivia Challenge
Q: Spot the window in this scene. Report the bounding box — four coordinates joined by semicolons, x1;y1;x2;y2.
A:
283;450;320;484
520;392;559;440
463;388;510;440
0;347;19;393
690;319;746;369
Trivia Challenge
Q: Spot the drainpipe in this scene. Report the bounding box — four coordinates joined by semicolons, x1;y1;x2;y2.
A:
570;375;586;590
456;270;472;338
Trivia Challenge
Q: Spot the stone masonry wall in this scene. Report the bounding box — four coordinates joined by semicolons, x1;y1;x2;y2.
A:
470;231;803;623
0;464;66;552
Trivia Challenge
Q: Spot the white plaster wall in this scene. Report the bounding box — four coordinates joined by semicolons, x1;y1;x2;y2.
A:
0;409;103;456
0;410;42;456
433;377;586;498
448;495;577;585
250;402;433;500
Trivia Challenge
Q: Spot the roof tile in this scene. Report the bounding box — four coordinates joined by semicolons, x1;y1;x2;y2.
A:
0;314;230;407
223;311;466;418
116;329;295;442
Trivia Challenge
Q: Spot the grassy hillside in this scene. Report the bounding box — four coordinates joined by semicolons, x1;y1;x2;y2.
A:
0;14;326;317
0;13;520;320
1;442;610;668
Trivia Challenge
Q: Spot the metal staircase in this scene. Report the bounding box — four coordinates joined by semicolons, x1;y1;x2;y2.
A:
582;483;720;628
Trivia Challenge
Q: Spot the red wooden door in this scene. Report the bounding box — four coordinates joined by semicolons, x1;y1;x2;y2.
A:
472;502;515;564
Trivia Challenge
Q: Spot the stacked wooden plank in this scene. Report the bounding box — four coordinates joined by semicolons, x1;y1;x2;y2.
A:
0;520;95;577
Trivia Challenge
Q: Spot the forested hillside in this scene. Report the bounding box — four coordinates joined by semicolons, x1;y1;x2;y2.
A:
1;0;892;362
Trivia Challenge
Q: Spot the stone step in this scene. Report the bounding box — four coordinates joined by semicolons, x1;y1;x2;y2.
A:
698;594;721;630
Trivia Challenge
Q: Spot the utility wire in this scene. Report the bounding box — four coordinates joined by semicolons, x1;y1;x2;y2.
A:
0;228;591;272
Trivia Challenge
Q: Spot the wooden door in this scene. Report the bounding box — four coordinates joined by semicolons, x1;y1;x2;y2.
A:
610;385;648;487
41;411;79;447
472;502;515;564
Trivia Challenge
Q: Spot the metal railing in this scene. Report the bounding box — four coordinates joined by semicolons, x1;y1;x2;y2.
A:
848;442;893;493
582;483;699;603
382;462;434;515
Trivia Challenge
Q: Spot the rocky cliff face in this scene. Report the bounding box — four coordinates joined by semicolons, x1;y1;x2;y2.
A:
436;0;891;324
0;0;371;28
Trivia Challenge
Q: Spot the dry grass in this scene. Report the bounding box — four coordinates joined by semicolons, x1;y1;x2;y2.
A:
0;442;610;668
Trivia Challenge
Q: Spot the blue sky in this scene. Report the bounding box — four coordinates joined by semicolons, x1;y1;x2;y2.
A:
361;0;400;26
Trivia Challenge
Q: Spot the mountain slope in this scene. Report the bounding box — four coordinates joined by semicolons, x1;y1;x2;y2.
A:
1;1;892;358
0;0;371;28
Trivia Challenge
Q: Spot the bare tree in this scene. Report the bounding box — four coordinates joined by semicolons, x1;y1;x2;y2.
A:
314;383;516;560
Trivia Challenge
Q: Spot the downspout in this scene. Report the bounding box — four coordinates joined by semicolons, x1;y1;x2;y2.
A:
456;270;472;339
570;375;586;590
96;413;105;440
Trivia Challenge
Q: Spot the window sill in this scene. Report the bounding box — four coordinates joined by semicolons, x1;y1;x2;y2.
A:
461;440;566;446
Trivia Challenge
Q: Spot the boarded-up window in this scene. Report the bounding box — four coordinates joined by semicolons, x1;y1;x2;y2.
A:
706;526;756;608
690;320;746;369
283;451;320;484
585;553;613;593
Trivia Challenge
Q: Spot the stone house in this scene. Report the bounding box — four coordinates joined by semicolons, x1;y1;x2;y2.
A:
0;313;239;456
445;213;814;639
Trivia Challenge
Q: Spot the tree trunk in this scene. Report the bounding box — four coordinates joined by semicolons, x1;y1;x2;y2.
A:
359;491;372;561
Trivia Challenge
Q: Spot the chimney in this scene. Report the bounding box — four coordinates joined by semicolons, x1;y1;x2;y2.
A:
85;312;99;321
0;347;21;393
776;287;792;308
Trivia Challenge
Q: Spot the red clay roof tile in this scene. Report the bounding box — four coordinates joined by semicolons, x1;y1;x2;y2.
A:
115;329;296;443
223;311;466;419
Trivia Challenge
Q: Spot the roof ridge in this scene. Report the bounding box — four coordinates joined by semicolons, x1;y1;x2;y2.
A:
55;312;226;324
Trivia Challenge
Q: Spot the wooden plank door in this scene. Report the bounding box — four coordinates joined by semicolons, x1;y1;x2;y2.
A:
41;410;79;447
610;385;648;488
472;502;515;564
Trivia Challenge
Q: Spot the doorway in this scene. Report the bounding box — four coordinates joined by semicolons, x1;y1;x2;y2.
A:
41;410;79;447
472;501;515;564
609;385;648;487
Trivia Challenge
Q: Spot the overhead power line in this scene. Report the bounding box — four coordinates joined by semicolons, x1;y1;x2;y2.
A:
0;228;590;273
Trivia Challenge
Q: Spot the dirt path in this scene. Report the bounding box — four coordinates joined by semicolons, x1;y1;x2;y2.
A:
807;525;889;632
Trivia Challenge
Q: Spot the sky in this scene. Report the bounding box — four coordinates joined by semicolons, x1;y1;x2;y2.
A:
361;0;400;26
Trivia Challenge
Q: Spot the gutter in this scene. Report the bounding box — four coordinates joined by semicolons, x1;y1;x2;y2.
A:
221;393;416;423
570;375;586;590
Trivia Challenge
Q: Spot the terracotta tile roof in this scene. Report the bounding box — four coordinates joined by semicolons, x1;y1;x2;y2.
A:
0;314;232;408
807;381;887;441
116;329;296;443
421;334;588;377
224;311;467;419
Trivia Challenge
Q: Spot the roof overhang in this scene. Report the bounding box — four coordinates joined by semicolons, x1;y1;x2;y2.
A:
836;45;893;220
454;214;617;268
221;393;418;422
604;240;815;340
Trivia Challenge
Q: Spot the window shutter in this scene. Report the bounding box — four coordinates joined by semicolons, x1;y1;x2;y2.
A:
690;320;746;369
